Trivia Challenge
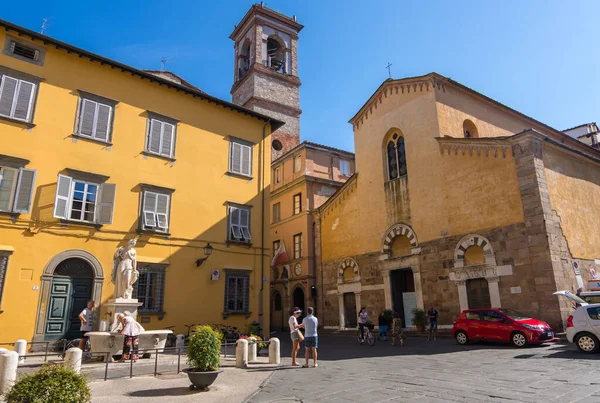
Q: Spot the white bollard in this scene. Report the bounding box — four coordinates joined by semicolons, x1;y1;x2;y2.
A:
236;339;248;368
268;337;280;365
0;350;19;395
175;334;185;353
248;337;257;362
14;339;26;364
64;347;83;374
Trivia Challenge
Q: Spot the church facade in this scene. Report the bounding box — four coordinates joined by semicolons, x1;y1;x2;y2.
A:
314;73;600;331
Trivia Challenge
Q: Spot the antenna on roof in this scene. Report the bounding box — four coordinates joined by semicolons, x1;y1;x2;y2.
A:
160;57;175;72
41;17;54;35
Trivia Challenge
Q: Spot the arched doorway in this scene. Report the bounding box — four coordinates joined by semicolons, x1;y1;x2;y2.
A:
292;287;305;316
46;258;94;340
32;250;104;345
467;278;491;309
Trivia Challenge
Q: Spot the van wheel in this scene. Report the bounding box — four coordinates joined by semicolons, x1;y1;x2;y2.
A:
455;331;468;345
511;332;527;347
575;333;600;353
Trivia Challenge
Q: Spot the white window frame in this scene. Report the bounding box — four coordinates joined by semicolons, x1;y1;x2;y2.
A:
141;190;171;233
67;180;100;224
76;97;113;142
340;159;350;176
294;233;302;259
229;139;253;177
0;74;36;123
145;117;176;159
53;174;115;225
273;202;280;223
228;204;251;243
274;166;281;184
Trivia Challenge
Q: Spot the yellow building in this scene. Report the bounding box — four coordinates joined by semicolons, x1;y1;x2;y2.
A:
315;73;600;331
0;18;282;344
269;142;354;330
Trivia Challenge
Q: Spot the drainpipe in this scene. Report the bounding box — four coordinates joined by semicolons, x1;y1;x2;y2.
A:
259;120;269;337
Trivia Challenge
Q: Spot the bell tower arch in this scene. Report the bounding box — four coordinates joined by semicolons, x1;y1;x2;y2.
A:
230;3;303;160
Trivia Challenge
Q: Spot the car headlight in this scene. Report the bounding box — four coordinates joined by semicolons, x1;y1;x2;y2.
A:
523;324;540;331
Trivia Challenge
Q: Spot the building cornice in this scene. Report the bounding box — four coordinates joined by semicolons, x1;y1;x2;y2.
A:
270;175;345;199
436;137;512;158
230;4;304;40
271;141;355;166
245;96;302;117
230;63;301;96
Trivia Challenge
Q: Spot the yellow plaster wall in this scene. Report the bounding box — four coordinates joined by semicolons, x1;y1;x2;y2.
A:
0;30;271;341
543;145;600;260
320;180;360;262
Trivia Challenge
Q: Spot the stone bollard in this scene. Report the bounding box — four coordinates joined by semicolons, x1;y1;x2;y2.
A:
248;337;257;362
0;350;19;395
268;337;280;365
236;338;248;368
64;348;83;374
14;339;26;364
175;334;185;353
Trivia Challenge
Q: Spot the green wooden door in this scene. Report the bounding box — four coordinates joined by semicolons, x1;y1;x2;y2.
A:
45;277;92;341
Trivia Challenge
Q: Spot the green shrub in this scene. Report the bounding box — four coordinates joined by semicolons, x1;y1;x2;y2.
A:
6;363;90;403
412;308;428;330
383;310;393;326
187;325;221;372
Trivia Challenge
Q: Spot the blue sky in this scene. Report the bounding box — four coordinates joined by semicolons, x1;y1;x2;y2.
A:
3;1;599;152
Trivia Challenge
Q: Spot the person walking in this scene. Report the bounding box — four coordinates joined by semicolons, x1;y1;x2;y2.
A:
427;305;439;341
302;307;319;368
78;300;95;351
378;311;388;341
289;307;304;366
358;307;368;343
118;311;145;362
391;312;405;346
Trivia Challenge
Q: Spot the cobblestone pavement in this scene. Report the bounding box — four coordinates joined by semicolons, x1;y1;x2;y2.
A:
248;333;600;403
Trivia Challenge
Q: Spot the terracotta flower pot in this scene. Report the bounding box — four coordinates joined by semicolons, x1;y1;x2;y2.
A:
183;368;223;391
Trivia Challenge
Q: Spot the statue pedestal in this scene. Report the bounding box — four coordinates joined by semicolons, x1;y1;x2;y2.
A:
102;299;143;331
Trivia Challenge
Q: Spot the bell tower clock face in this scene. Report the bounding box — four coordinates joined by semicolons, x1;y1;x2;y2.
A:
294;263;302;276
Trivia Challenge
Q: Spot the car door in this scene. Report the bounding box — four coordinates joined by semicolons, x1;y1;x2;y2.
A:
464;311;483;340
480;310;511;341
584;306;600;339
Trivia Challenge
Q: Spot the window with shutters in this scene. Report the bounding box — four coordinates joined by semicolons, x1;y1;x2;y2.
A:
273;240;280;257
75;92;116;143
53;174;116;225
133;264;166;314
0;73;37;124
227;204;251;243
224;271;250;314
293;193;301;215
274;166;281;184
2;36;46;66
293;155;302;173
229;138;253;177
0;253;9;310
273;202;280;223
145;114;177;159
140;189;171;233
293;233;302;259
0;165;36;214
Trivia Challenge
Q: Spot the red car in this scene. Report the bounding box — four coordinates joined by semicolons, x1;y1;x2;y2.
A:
452;308;555;347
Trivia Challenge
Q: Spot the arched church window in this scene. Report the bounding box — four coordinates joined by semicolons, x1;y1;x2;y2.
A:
463;119;479;138
238;39;252;80
267;36;286;73
397;137;407;177
387;141;398;180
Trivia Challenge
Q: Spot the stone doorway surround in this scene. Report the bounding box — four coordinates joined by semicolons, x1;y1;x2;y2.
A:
336;258;361;330
449;234;513;311
32;250;104;346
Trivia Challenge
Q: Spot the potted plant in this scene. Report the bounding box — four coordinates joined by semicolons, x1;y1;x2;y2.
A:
183;325;223;391
412;308;428;331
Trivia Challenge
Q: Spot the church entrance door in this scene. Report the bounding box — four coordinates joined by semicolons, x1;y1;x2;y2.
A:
390;269;416;326
343;292;357;328
467;278;491;309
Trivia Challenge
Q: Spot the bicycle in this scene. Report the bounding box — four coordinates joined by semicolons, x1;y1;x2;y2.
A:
55;338;91;359
183;324;197;345
358;323;376;346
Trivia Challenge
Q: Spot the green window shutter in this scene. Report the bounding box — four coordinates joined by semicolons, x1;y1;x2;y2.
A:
229;206;242;239
13;80;35;122
53;174;72;220
161;123;174;158
95;103;112;142
0;76;17;118
78;99;96;137
156;193;170;230
143;191;157;227
12;168;36;214
96;183;116;224
241;144;252;176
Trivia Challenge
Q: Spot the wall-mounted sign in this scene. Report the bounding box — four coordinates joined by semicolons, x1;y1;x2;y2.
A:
511;287;521;294
573;261;584;289
211;269;219;281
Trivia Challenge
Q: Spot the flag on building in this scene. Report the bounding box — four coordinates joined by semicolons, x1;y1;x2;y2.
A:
271;241;288;268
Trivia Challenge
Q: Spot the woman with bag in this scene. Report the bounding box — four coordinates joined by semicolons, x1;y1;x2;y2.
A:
289;307;304;366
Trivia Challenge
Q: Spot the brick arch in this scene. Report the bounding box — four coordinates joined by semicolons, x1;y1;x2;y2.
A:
454;234;495;268
381;223;418;255
338;258;360;282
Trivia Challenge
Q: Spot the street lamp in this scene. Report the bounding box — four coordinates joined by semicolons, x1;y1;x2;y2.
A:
196;243;213;267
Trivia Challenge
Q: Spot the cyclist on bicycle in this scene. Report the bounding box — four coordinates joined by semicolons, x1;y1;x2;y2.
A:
358;307;368;343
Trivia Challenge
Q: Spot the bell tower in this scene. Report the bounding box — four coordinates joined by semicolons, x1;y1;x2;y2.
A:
230;3;303;160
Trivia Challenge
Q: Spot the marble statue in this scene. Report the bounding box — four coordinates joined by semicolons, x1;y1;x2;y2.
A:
111;239;139;300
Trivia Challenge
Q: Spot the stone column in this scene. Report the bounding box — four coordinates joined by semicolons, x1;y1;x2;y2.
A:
14;339;26;364
412;270;425;310
337;294;345;330
236;339;248;369
382;270;392;310
64;348;82;374
488;277;501;308
355;293;362;318
268;338;280;365
456;280;469;311
0;350;18;395
248;337;257;362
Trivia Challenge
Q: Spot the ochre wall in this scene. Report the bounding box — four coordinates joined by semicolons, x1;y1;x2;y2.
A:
0;30;271;342
543;145;600;260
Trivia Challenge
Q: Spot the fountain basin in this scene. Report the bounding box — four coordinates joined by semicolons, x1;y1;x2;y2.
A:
85;330;173;360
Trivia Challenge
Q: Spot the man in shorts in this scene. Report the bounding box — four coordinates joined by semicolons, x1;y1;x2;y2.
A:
302;307;319;368
427;305;439;341
78;300;95;350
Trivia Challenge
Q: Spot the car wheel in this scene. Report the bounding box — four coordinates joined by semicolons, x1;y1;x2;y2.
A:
575;333;600;353
511;331;527;347
455;330;468;345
